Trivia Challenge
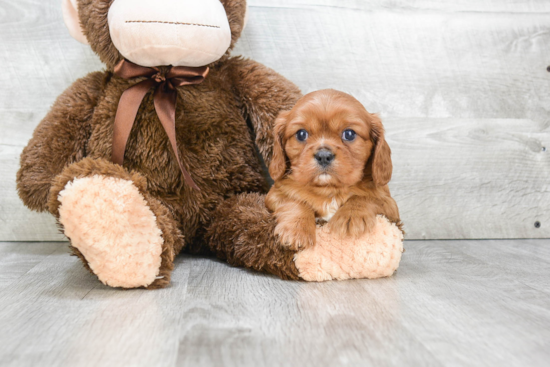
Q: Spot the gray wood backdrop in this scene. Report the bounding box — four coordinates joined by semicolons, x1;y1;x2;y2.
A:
1;0;549;241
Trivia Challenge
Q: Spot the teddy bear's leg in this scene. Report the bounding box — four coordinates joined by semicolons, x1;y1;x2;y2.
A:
48;158;182;289
206;193;404;282
206;193;301;280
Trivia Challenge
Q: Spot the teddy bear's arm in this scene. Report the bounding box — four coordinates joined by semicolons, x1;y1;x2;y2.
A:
226;57;302;167
17;71;108;212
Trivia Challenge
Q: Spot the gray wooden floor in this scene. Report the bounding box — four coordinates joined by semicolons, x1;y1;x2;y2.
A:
0;240;549;367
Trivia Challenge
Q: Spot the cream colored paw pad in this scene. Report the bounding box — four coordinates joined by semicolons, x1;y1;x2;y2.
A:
294;215;403;282
58;175;164;288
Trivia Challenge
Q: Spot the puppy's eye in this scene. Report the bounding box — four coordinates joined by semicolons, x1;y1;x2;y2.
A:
296;129;309;142
342;129;357;142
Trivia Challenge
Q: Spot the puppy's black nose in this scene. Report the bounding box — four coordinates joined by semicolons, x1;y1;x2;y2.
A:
315;149;335;167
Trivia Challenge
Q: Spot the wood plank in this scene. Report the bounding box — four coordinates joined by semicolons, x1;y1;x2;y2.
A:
0;241;60;290
0;144;66;242
1;0;549;240
376;240;550;367
0;240;549;366
235;1;550;122
176;257;441;367
387;117;549;239
250;0;550;12
3;116;547;240
441;239;550;294
0;242;191;367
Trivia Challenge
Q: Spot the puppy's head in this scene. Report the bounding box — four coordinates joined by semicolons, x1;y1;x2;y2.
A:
269;89;392;187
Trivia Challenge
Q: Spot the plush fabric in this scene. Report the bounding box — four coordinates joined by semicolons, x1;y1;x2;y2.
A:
207;193;301;280
207;195;403;282
108;0;232;67
294;216;404;282
62;0;89;45
67;0;248;70
18;0;304;288
58;175;164;288
18;0;403;288
48;157;182;289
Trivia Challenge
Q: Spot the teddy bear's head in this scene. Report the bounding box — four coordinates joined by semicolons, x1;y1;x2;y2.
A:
62;0;248;69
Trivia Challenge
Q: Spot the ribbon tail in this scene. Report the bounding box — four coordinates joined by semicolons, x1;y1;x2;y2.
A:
153;86;200;191
112;79;157;165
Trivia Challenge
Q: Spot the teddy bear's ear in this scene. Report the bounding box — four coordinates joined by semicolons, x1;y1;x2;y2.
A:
242;4;249;31
62;0;89;45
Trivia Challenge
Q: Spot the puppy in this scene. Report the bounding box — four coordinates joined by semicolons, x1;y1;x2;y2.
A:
266;89;400;250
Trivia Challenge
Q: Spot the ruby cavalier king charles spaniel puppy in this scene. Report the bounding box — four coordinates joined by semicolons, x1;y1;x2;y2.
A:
266;89;401;250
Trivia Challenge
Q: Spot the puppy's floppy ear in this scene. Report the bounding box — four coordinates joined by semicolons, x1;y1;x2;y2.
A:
269;111;290;181
368;114;393;186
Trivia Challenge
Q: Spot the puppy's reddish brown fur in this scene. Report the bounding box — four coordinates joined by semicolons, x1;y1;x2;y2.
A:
266;89;401;250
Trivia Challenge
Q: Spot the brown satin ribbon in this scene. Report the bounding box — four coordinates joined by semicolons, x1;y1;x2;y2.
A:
112;59;209;190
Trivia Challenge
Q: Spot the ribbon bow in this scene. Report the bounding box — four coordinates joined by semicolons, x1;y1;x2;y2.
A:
112;59;210;190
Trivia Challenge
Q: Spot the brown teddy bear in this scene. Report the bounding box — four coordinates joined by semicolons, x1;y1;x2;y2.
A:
17;0;403;289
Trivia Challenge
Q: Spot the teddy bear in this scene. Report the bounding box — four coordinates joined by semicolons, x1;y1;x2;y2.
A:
16;0;403;289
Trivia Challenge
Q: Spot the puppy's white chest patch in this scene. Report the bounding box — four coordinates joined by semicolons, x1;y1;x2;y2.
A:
317;198;340;222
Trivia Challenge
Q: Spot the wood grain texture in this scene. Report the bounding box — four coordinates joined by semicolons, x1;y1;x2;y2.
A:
388;118;549;239
1;0;549;240
0;240;549;366
1;143;65;241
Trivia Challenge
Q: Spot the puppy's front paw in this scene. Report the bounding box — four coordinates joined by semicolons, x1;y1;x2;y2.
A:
274;219;315;251
328;210;376;238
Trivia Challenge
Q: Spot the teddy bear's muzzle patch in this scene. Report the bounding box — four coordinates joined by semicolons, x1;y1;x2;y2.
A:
108;0;232;68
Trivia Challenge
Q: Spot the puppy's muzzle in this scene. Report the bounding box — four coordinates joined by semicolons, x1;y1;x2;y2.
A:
315;149;335;168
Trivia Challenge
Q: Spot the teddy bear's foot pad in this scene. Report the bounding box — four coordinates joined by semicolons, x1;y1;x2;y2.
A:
58;175;164;288
294;215;403;282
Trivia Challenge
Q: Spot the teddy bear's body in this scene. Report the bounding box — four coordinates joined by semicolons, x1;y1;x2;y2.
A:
17;0;403;289
60;59;276;244
18;54;301;288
